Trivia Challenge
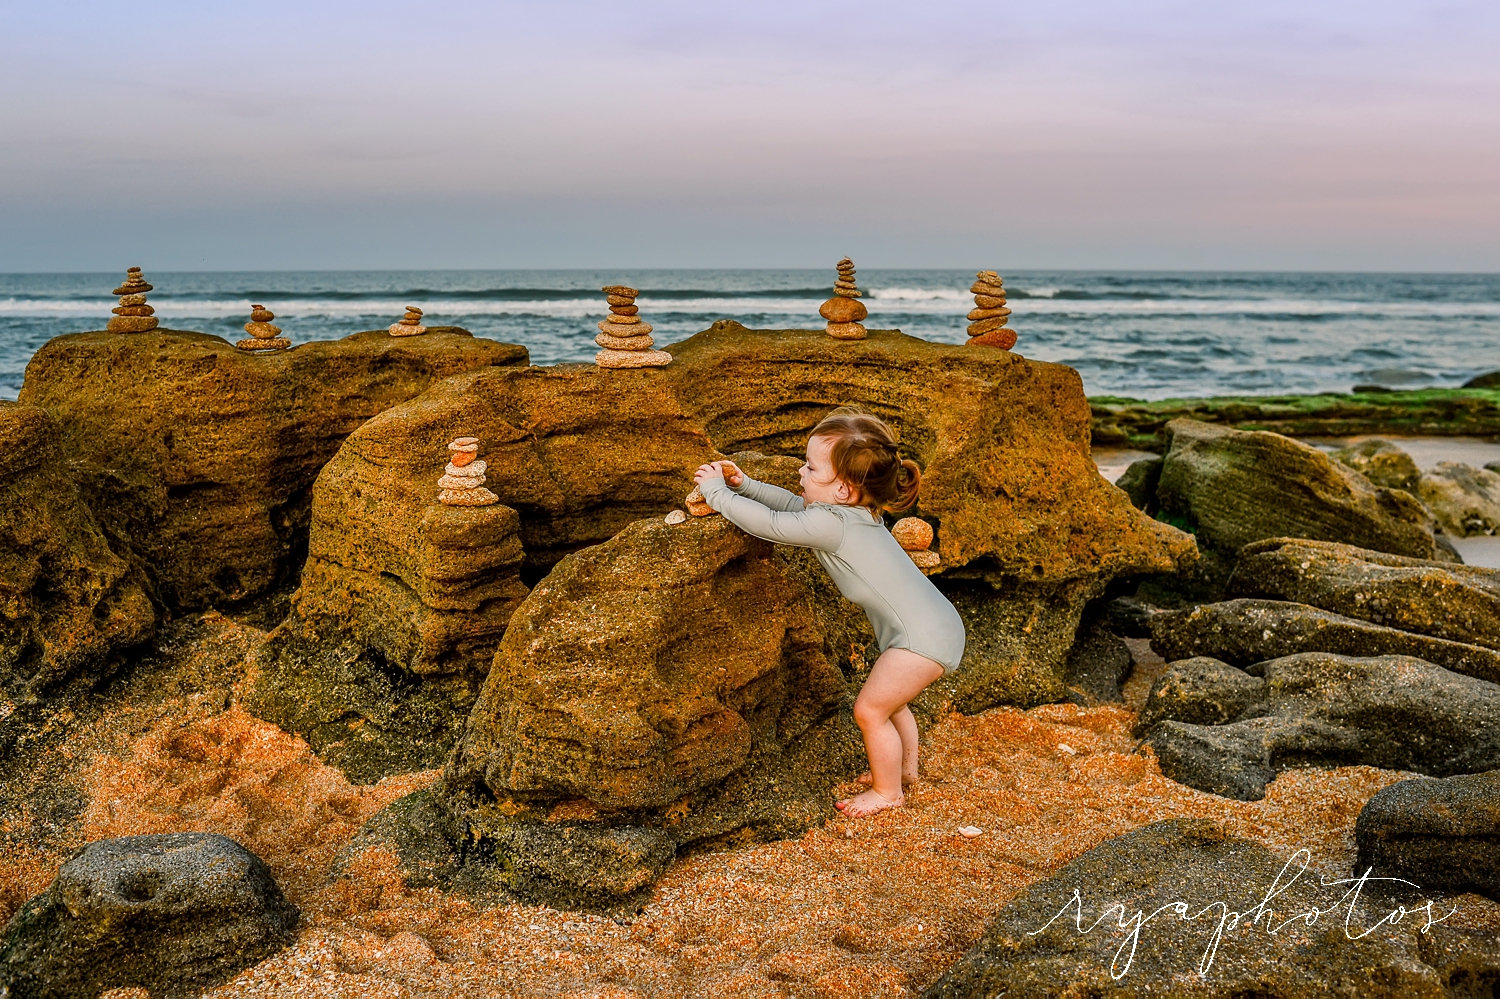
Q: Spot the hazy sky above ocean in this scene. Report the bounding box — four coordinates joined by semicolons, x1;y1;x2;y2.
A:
3;1;1498;272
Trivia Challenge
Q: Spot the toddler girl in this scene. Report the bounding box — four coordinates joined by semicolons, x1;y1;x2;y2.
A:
693;406;966;818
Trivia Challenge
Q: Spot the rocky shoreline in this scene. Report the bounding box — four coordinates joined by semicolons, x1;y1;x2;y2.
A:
3;322;1499;996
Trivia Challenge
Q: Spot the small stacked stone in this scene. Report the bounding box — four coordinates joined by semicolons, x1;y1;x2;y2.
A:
595;285;672;368
819;257;867;340
685;485;717;517
966;270;1016;349
389;306;427;337
237;304;290;352
892;517;940;570
107;267;159;333
437;437;499;507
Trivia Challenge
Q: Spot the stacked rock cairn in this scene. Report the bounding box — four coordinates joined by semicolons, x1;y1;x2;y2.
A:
389;306;427;337
892;517;940;570
595;285;672;368
237;304;290;352
966;270;1016;349
437;437;499;507
107;267;159;333
819;257;867;340
685;485;716;517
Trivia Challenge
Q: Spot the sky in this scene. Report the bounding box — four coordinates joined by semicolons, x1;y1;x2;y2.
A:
2;0;1498;272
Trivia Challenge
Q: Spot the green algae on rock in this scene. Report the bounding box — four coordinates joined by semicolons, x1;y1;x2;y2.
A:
1091;386;1500;449
0;401;155;755
17;327;528;614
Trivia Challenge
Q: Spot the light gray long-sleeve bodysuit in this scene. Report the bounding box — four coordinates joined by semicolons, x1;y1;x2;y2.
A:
698;474;966;672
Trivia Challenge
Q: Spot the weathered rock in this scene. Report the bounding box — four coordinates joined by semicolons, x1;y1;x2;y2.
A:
1062;616;1132;705
18;328;526;612
0;402;154;754
1115;454;1161;512
1140;652;1500;800
1230;537;1500;651
273;323;1195;779
1463;371;1500;389
1150;598;1500;683
0;832;298;999
1155;419;1444;560
1356;770;1500;901
1134;656;1267;735
926;818;1486;998
1417;461;1500;537
358;487;868;909
1331;437;1421;492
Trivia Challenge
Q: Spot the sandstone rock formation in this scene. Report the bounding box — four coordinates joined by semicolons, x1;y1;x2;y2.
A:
965;269;1016;349
817;258;867;340
1138;651;1500;800
106;266;159;333
595;285;671;368
0;832;298;999
1355;770;1500;901
925;818;1499;997
1150;598;1500;683
236;303;289;352
1229;538;1500;652
1154;418;1447;563
1331;438;1420;492
0;402;155;755
388;305;427;337
437;436;499;506
263;322;1194;781
1417;461;1500;536
18;328;527;612
892;516;940;570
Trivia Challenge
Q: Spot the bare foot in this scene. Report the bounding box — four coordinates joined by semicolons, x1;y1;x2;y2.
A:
857;771;917;788
835;789;904;818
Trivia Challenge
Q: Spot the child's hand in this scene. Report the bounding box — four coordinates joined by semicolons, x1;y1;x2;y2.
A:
693;463;723;486
717;459;745;487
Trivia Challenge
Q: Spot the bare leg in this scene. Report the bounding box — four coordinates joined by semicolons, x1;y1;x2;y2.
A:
837;648;944;818
857;706;920;786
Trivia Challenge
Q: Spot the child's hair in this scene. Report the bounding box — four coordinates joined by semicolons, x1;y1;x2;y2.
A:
810;406;921;514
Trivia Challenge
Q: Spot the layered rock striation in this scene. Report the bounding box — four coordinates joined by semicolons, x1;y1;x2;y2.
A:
18;327;527;613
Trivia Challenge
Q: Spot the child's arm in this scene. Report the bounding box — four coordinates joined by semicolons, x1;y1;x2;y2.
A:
731;475;806;513
697;475;844;551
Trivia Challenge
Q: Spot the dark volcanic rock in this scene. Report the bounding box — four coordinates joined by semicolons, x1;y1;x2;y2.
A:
1134;656;1267;735
1356;770;1500;901
17;328;526;613
1150;598;1500;684
1331;438;1421;492
925;818;1488;997
0;832;298;999
1062;616;1132;705
0;402;155;754
1231;538;1500;651
1155;418;1444;560
1140;652;1500;800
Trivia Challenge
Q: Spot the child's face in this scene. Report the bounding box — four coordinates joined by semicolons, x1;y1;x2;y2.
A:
799;435;853;505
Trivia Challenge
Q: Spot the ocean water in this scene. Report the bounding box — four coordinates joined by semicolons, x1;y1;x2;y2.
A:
2;269;1498;402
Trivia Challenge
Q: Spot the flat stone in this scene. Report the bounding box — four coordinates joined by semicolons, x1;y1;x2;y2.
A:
117;293;148;306
606;294;636;307
598;320;654;337
438;486;500;506
909;549;941;569
111;282;152;295
0;832;298;999
106;316;159;333
970;281;1004;297
664;509;687;524
818;297;868;324
833;288;861;299
685;485;714;517
448;437;480;451
601;284;638;298
610;304;639;316
250;307;275;322
595;348;672;368
444;459;486;477
450;451;476;467
966;328;1018;350
438;473;487;489
603;312;641;325
972;293;1006;308
966;316;1011;336
595;331;655;350
111;305;155;317
242;322;281;338
825;322;867;340
388;324;428;337
235;338;290;351
966;306;1011;322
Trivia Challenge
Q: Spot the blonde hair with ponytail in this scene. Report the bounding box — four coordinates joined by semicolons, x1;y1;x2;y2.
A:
809;406;921;515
